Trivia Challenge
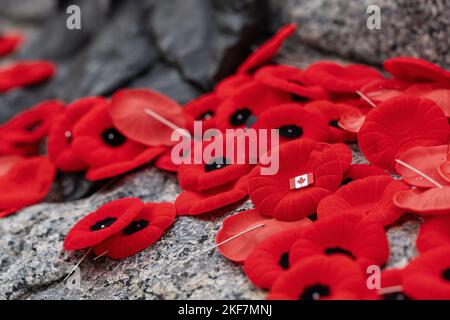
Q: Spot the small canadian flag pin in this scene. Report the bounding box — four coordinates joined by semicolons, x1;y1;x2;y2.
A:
289;173;314;190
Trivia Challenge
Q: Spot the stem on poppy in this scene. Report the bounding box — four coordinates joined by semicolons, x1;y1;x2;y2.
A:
93;250;109;261
63;247;93;282
144;108;191;139
198;223;266;255
356;90;377;108
395;159;444;189
377;285;404;295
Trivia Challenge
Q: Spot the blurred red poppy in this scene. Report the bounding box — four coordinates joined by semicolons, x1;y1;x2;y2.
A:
0;61;56;93
384;57;450;84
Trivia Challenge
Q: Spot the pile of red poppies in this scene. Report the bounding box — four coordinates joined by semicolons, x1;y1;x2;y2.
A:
2;24;450;299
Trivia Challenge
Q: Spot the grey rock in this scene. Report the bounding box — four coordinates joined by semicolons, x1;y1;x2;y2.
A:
270;0;450;69
0;0;57;22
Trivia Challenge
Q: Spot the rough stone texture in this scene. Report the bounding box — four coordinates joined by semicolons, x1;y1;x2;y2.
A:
270;0;450;69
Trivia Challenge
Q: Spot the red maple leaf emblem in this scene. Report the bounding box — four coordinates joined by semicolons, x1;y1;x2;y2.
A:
297;177;306;185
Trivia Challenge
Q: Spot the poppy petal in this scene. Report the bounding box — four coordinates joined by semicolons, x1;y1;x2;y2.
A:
0;61;56;93
216;209;312;263
438;160;450;183
384;57;450;84
416;216;450;253
405;83;450;117
341;164;388;186
155;148;179;173
338;109;366;134
393;187;450;215
183;93;222;133
215;74;253;98
379;269;411;300
359;79;409;106
0;33;23;57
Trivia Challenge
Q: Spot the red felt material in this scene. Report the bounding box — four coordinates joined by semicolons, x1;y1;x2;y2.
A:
403;247;450;300
405;82;450;117
48;97;106;172
0;61;56;93
0;33;23;57
384;57;450;84
215;74;253;98
342;164;388;185
93;202;176;259
337;109;367;134
379;269;410;300
244;225;308;289
183;93;223;133
155;148;179;173
64;198;144;251
359;79;409;105
330;143;352;173
317;176;409;226
268;255;370;300
248;139;342;221
417;216;450;254
290;213;389;270
216;208;311;263
302;62;384;93
358;95;449;172
394;186;450;215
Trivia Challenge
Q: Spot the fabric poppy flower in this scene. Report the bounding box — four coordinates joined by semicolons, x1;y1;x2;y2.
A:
0;33;23;57
302;62;384;93
252;104;329;146
175;175;249;216
214;81;291;131
304;100;359;142
330;143;352;173
0;61;56;93
154;147;179;173
48;97;106;172
72;103;165;181
384;57;450;84
341;164;388;186
255;65;329;100
358;95;449;172
395;145;450;188
337;109;367;134
248;139;342;221
238;24;297;74
64;198;144;251
0;156;56;218
317;176;409;226
359;79;409;106
109;88;187;147
0;100;65;145
405;82;450;117
403;247;450;300
378;269;411;300
93;202;176;260
183;93;223;133
244;225;309;289
290;213;389;269
268;255;369;300
416;215;450;253
215;74;253;99
393;186;450;215
216;209;312;263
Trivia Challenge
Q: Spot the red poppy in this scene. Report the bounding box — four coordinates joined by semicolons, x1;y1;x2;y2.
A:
302;62;384;93
416;216;450;253
248;139;342;221
403;247;450;300
216;209;312;263
358;95;449;172
304;100;359;142
331;143;352;173
359;79;409;106
268;255;369;300
252;104;329;146
72;103;165;181
48;97;106;172
337;109;367;134
379;269;410;300
405;83;450;117
317;176;409;226
0;100;65;146
383;57;450;84
395;145;450;188
214;81;291;131
341;164;388;186
155;148;179;173
0;61;56;93
255;65;329;100
183;93;222;133
109;88;187;147
175;175;249;216
244;225;309;289
393;187;450;215
0;156;56;218
215;74;253;98
238;24;297;74
0;33;23;57
64;198;144;251
0;139;39;157
93;202;176;260
290;213;389;269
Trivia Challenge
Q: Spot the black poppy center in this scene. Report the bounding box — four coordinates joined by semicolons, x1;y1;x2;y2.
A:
278;125;303;139
278;252;290;270
329;120;340;129
300;284;330;300
101;128;126;147
90;217;117;231
123;219;149;236
442;268;450;281
196;111;215;121
382;292;411;300
229;108;252;126
204;157;230;172
308;213;318;222
26;120;42;132
324;247;356;260
341;178;353;186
